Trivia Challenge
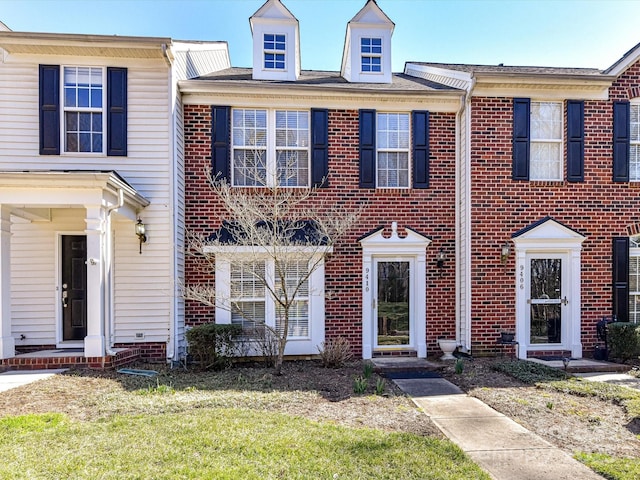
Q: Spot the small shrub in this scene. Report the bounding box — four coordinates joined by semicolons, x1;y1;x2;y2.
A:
492;360;567;384
608;322;640;362
454;358;464;374
363;362;374;379
318;337;353;368
251;327;279;367
374;377;386;396
353;376;368;394
186;323;243;370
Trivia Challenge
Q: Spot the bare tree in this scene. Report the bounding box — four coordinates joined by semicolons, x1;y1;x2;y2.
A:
183;152;361;375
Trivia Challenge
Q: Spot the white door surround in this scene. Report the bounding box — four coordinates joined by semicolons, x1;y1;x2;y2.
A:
512;218;585;359
360;222;430;359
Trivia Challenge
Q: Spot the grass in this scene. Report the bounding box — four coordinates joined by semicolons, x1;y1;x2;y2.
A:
0;409;489;479
493;359;640;480
0;364;491;479
574;453;640;480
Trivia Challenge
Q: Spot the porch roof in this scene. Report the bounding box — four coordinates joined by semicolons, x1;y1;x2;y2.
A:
0;170;149;220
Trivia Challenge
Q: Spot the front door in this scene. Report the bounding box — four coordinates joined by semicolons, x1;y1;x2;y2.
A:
526;254;568;347
374;260;411;349
61;235;87;341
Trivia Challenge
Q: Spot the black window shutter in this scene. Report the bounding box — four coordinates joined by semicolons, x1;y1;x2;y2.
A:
612;237;630;322
39;64;60;155
359;109;376;188
613;101;630;182
211;106;231;182
412;110;430;189
310;108;329;188
512;98;530;180
566;100;584;182
107;67;128;156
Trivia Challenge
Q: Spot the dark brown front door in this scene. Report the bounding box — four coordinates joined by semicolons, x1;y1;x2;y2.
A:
61;235;87;341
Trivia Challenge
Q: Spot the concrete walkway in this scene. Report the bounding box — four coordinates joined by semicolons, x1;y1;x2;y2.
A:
392;377;604;480
0;369;67;393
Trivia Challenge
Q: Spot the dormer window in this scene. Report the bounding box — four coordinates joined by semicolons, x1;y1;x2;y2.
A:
264;33;286;70
361;38;382;73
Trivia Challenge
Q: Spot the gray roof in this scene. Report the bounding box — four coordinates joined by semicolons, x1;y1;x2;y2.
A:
408;62;603;76
196;67;459;91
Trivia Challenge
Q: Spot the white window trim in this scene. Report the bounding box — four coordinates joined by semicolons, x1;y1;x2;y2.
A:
629;240;640;323
530;100;563;181
213;249;327;356
231;108;310;188
263;32;287;72
60;65;106;156
360;36;383;75
630;102;640;181
376;112;411;189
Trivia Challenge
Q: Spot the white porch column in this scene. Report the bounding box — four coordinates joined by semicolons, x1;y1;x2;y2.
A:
0;205;15;359
84;207;106;357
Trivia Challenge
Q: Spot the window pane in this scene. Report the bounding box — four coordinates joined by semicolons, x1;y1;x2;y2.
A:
530;143;562;180
531;102;562;140
79;133;91;152
66;133;78;152
233;150;267;186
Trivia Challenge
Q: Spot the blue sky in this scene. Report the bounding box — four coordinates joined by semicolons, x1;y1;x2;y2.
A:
1;0;640;72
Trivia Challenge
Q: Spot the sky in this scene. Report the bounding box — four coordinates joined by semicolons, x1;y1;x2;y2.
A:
1;0;640;73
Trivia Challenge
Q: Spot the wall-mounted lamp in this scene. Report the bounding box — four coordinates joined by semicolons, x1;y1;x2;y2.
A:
500;242;511;264
436;248;446;274
135;218;147;254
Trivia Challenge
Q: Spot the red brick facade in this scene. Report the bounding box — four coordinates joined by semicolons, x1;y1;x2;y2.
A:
184;106;458;357
468;60;640;356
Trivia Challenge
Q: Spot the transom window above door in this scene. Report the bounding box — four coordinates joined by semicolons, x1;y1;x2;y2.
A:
232;108;310;187
63;66;104;153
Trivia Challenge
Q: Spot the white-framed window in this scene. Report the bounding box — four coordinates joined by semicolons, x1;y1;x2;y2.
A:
530;101;563;181
630;103;640;181
377;112;410;188
361;37;382;73
629;238;640;323
62;66;105;153
229;258;309;338
264;33;286;70
232;108;309;187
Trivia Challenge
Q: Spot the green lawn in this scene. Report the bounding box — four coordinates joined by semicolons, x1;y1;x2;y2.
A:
0;368;490;480
0;409;488;480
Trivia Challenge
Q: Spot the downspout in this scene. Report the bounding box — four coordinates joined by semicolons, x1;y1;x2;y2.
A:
104;188;124;355
461;76;476;352
164;42;178;365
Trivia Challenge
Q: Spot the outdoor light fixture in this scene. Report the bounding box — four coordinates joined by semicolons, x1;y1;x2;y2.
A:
436;248;446;274
500;242;511;264
135;218;147;254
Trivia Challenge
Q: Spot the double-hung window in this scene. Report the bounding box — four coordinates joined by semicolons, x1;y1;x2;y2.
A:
630;104;640;181
230;261;266;330
629;238;640;323
264;34;286;70
229;258;310;338
361;37;382;73
377;112;410;188
39;64;127;156
63;66;104;153
530;101;563;181
232;109;309;187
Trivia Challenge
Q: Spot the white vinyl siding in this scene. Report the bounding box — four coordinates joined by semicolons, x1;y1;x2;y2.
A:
0;57;174;347
530;101;563;181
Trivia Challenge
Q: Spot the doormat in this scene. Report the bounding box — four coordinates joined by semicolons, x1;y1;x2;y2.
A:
531;356;575;362
383;371;442;380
